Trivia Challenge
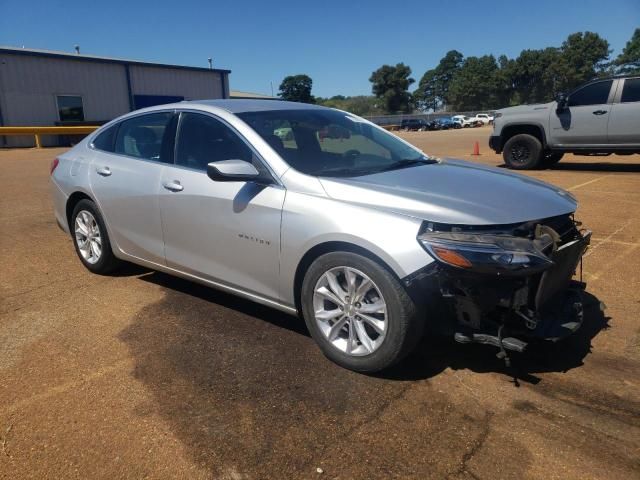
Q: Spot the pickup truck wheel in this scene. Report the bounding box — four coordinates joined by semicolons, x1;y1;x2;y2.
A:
301;251;423;372
541;152;564;168
503;134;543;169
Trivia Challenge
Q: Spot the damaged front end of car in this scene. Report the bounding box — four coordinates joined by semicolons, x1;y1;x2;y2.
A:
407;214;591;365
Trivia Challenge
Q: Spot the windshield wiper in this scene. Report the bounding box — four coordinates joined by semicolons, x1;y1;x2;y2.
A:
376;157;438;173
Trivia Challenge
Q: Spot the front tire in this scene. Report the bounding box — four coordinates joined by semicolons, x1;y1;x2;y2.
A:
71;199;120;274
540;151;564;168
503;133;543;169
301;252;423;372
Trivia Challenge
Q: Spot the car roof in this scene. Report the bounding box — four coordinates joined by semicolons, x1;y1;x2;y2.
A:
180;99;329;114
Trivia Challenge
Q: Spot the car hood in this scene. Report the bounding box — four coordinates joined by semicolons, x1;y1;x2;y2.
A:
497;101;554;115
318;158;576;225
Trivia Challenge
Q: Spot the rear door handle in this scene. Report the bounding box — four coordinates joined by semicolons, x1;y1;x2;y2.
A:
592;110;608;115
162;180;184;192
96;166;112;177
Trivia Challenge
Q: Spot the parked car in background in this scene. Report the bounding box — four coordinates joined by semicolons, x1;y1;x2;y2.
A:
401;119;430;131
51;100;592;373
451;115;476;128
472;113;494;125
490;75;640;169
434;117;456;130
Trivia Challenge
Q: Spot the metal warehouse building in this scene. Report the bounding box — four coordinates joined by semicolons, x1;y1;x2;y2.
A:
0;47;231;146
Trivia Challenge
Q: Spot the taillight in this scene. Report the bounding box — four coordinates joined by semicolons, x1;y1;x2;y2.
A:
50;158;60;175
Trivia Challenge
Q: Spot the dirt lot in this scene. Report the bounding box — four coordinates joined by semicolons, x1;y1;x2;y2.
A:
1;127;639;479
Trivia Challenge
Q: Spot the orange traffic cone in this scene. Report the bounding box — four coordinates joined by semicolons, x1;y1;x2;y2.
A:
472;141;480;155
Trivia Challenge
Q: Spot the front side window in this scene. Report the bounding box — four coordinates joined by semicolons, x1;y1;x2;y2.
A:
114;112;174;161
621;78;640;103
57;95;84;122
238;109;429;177
175;112;254;171
568;80;613;107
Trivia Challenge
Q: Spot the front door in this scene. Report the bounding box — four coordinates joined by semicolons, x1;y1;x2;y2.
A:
159;112;285;301
89;111;176;264
549;79;613;145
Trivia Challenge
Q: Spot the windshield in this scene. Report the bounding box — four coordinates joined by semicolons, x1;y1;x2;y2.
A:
237;109;432;177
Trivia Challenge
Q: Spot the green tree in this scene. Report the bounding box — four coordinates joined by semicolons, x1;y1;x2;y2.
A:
278;74;315;103
555;32;610;91
414;50;463;111
615;28;640;74
318;95;384;116
369;63;414;113
448;55;500;111
509;47;562;104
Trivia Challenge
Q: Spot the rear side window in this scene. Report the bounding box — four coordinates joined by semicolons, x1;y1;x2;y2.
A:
114;112;174;162
92;125;117;152
568;80;613;107
175;112;254;171
621;78;640;103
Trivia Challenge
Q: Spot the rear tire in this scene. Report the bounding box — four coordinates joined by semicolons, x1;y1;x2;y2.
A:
503;134;543;170
301;251;423;372
71;199;120;274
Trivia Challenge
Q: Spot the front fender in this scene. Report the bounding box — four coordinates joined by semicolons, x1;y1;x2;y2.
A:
279;191;435;306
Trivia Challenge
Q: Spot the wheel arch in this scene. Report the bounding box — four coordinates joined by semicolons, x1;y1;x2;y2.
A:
501;123;547;149
65;191;95;233
292;241;402;315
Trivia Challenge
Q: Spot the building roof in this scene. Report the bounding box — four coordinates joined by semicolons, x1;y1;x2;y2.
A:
229;89;277;99
0;46;231;74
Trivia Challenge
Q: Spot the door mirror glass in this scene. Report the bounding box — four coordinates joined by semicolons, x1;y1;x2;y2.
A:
207;160;260;182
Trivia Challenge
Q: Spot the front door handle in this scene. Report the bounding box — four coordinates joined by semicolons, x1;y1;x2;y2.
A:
162;180;184;192
592;110;608;115
96;166;112;177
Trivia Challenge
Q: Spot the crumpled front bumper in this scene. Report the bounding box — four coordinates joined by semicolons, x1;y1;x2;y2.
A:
406;225;592;354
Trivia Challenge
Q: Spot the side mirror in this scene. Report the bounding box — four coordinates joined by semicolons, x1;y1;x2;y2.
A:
555;92;568;110
206;160;261;182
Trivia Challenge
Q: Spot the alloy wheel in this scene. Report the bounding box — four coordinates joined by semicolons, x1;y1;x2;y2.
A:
510;142;531;164
313;266;387;356
74;210;102;264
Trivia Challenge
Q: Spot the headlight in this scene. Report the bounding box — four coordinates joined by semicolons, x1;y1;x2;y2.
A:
494;112;502;118
418;230;554;275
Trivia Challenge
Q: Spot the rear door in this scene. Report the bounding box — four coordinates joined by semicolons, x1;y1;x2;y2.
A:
607;77;640;145
549;79;613;145
89;111;176;264
159;111;285;301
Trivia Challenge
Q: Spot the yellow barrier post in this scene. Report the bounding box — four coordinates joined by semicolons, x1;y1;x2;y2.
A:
0;126;100;148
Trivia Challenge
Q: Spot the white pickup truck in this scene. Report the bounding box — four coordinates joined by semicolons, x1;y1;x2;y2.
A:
489;75;640;169
451;115;477;128
472;113;494;125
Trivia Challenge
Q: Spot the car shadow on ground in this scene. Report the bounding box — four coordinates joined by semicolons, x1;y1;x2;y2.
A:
381;290;609;385
126;271;609;386
116;272;611;477
550;161;640;173
497;161;640;173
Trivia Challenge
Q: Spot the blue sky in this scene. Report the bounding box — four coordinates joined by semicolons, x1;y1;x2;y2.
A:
1;0;638;97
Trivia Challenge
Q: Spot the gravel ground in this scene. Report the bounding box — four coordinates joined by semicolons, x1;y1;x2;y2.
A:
1;127;639;479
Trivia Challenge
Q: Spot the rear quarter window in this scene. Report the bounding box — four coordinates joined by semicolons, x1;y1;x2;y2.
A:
92;125;118;152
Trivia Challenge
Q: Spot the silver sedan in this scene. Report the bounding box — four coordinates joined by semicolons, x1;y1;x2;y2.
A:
51;100;591;372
